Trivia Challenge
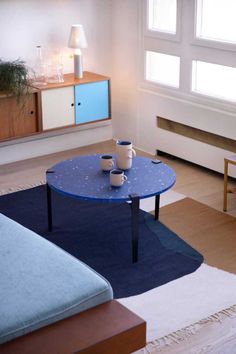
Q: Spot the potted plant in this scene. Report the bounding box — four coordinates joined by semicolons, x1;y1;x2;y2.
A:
0;59;31;103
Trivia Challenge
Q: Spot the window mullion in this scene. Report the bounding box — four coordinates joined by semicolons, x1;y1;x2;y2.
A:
142;0;236;109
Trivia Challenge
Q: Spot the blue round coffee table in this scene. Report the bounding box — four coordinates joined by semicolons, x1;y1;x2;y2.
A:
46;154;176;262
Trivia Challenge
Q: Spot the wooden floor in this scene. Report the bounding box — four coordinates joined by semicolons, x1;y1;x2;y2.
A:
161;198;236;274
1;139;235;216
0;139;236;273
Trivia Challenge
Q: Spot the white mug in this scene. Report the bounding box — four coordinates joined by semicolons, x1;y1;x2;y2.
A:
100;155;114;171
110;169;128;187
116;140;136;170
116;155;133;170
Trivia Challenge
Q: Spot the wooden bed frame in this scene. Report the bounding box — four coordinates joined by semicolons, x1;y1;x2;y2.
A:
0;300;146;354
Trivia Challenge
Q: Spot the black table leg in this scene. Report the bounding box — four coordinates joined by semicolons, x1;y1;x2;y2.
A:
47;184;53;232
129;194;140;263
155;194;160;220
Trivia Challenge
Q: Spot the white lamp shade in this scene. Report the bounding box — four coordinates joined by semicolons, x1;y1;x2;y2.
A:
68;24;88;49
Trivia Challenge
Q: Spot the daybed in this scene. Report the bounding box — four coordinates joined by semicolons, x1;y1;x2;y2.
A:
0;213;146;354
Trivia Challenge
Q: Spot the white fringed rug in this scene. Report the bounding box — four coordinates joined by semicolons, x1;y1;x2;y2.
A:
119;264;236;335
121;190;236;353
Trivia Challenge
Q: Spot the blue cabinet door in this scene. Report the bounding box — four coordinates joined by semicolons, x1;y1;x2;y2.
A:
75;80;109;124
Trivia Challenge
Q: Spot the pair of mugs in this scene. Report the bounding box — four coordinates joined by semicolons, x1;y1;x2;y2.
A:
100;156;127;187
100;140;136;172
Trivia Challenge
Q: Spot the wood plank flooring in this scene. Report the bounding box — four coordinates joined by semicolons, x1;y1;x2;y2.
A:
0;139;235;216
0;139;236;273
161;198;236;274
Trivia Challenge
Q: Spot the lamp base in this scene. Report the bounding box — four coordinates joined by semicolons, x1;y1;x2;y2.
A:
74;54;83;79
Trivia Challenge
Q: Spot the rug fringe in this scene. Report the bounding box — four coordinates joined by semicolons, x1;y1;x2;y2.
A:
0;181;45;196
141;304;236;353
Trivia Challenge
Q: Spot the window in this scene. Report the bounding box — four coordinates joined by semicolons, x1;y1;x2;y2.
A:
148;0;177;34
196;0;236;44
143;0;236;108
146;51;180;88
192;61;236;102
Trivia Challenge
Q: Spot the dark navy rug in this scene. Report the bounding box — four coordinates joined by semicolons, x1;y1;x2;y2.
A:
0;185;203;298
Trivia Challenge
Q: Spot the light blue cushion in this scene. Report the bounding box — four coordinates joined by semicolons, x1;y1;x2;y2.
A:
0;213;113;344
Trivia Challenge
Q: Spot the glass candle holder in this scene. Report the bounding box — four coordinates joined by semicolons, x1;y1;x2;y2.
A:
33;46;47;86
46;64;64;84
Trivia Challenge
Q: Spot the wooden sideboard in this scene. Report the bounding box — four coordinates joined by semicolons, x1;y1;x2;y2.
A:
0;92;41;141
0;72;111;142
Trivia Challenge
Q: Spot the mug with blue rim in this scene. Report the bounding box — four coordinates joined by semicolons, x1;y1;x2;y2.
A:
116;140;136;170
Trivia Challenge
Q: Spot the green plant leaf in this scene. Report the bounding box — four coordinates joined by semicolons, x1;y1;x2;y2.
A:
0;59;30;103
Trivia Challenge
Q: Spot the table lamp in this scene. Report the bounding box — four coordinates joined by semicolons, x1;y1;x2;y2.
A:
68;24;88;79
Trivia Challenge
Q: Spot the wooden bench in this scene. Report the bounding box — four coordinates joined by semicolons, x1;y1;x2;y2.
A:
223;155;236;211
0;300;146;354
0;213;146;353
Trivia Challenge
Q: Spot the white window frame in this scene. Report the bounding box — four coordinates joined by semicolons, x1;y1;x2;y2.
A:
145;50;181;88
192;0;236;53
143;0;182;42
191;59;236;104
140;0;236;113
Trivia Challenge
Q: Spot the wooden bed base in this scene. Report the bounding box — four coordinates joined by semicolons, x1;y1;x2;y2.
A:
0;300;146;354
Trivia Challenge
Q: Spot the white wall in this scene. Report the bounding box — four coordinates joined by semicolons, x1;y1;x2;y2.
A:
111;0;236;177
1;0;235;176
0;0;112;75
111;0;140;145
0;0;112;164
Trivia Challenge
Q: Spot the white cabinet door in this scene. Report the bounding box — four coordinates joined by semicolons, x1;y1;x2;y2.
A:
42;86;75;130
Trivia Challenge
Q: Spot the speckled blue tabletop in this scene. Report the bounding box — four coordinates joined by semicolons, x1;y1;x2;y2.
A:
46;154;176;202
